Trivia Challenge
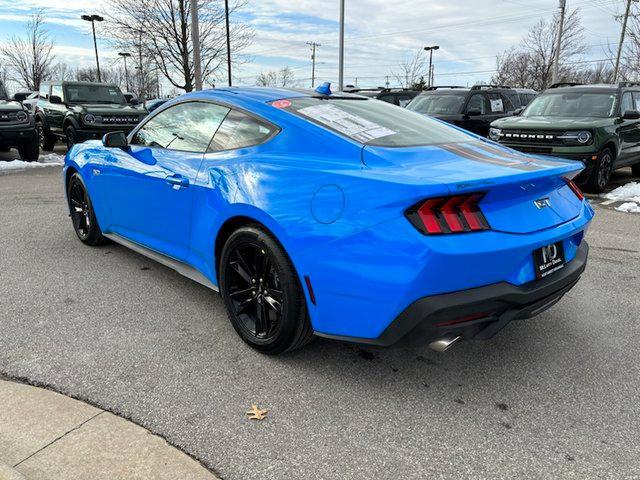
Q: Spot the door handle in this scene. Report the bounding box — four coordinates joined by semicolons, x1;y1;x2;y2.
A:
165;175;189;188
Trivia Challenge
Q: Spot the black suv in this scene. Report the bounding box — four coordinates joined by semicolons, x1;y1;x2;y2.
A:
406;85;521;137
344;87;421;107
35;81;147;150
0;80;39;161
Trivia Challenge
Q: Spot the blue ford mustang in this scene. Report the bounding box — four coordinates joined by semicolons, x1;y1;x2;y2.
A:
63;84;593;354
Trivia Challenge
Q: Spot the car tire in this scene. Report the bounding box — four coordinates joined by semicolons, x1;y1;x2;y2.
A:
37;123;56;151
66;125;77;150
219;225;314;355
584;148;614;194
18;140;40;162
67;173;106;246
632;162;640;178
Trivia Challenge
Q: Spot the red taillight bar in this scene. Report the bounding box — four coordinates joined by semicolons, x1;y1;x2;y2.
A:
564;178;584;201
406;193;490;235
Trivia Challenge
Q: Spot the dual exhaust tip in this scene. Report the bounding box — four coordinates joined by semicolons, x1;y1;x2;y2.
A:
428;335;461;352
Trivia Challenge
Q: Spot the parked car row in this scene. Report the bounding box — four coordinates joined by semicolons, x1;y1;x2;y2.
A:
0;80;149;160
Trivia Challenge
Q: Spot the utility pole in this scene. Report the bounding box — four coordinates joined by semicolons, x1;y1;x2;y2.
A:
385;75;389;88
551;0;566;84
338;0;345;91
81;15;104;82
190;0;203;91
118;52;131;91
306;41;321;88
225;0;232;86
614;0;637;82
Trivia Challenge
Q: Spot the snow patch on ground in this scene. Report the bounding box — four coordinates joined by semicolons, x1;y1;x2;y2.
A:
604;182;640;213
0;153;65;172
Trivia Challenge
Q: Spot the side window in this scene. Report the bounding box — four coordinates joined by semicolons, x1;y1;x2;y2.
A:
39;84;50;100
131;102;229;153
397;95;415;107
631;92;640;112
466;94;487;114
208;110;277;152
51;85;63;99
621;92;634;113
376;94;396;105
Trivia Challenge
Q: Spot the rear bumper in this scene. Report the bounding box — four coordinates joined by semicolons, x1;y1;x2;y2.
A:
317;241;588;346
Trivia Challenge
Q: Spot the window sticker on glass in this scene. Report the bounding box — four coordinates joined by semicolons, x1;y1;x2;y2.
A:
297;103;396;142
490;98;504;113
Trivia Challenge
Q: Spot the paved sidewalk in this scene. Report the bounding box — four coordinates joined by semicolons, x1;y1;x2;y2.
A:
0;380;217;480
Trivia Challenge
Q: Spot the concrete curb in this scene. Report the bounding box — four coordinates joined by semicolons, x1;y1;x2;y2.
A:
0;464;27;480
0;380;218;480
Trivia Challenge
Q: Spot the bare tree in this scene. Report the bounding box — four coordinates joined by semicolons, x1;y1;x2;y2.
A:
492;9;586;90
105;0;252;92
256;66;295;87
392;50;428;88
52;62;74;81
0;11;56;90
75;66;123;86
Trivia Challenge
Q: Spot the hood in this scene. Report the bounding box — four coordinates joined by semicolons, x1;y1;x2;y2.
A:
492;115;613;130
70;104;146;115
0;100;26;112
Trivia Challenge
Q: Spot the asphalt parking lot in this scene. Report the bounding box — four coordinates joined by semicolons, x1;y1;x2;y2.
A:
1;165;639;480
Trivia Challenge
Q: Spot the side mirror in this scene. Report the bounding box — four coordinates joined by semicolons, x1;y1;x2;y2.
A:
49;95;62;104
129;98;139;106
102;131;128;149
465;110;482;117
13;93;28;102
513;107;524;116
622;110;640;120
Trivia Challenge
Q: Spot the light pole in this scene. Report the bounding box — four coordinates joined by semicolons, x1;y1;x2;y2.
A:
118;52;131;91
225;0;232;86
190;0;203;91
423;45;439;88
81;14;104;82
551;0;566;84
338;0;345;91
614;0;639;82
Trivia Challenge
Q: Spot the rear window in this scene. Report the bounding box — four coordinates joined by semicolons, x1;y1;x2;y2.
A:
281;97;473;147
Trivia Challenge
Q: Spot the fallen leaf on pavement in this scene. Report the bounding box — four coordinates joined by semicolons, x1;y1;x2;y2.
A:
246;405;268;420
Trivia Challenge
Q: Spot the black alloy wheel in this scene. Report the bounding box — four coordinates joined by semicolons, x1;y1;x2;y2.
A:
67;173;105;246
220;225;313;354
37;123;56;151
585;148;614;193
66;126;77;150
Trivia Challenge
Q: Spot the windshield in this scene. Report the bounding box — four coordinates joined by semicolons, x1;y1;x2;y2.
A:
282;97;474;147
523;91;617;118
64;84;126;104
406;93;466;116
0;82;7;100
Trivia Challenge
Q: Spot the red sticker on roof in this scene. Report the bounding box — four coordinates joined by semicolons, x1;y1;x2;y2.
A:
272;99;292;109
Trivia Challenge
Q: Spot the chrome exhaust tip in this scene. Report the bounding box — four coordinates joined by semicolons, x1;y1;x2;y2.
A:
428;335;461;352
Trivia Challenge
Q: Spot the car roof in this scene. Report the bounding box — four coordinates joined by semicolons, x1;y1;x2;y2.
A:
544;84;618;94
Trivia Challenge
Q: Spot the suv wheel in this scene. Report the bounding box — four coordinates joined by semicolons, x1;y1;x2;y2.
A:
584;148;614;194
37;122;56;151
66;126;77;150
18;140;39;162
219;225;314;354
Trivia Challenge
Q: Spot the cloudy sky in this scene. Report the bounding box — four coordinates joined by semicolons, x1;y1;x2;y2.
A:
0;0;628;91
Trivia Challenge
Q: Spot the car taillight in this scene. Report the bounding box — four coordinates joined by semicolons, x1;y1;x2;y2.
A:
406;193;490;235
564;178;584;201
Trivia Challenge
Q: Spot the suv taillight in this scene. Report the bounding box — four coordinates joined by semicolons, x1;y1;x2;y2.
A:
406;193;491;235
564;178;584;201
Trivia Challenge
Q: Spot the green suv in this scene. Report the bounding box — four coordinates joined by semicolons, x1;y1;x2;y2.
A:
0;80;39;161
489;82;640;192
35;81;147;151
